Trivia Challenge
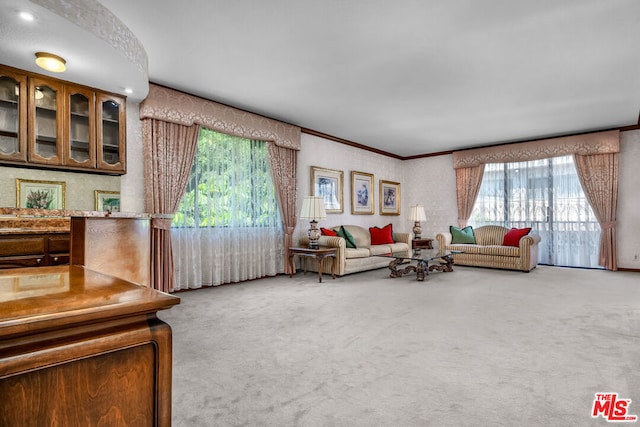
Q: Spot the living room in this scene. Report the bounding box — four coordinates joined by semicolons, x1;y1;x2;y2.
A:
1;1;640;426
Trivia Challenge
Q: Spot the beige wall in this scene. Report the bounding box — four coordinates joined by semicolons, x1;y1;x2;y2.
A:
295;133;407;243
0;167;120;211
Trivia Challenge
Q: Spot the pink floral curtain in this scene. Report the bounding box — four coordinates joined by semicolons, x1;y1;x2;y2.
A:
455;164;485;228
143;119;200;292
267;142;297;275
573;153;619;270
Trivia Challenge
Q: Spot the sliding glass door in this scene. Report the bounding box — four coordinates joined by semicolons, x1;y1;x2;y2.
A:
470;155;601;268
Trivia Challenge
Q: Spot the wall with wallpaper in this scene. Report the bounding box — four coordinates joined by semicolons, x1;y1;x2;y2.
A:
295;129;640;269
295;133;408;243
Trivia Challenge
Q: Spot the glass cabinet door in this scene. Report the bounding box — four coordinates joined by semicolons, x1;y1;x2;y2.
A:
0;68;27;162
28;77;64;165
96;93;125;172
65;85;95;168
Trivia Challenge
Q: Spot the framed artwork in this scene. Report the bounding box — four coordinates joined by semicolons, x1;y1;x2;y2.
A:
95;190;121;212
16;179;65;209
351;171;374;215
310;166;344;213
380;180;401;215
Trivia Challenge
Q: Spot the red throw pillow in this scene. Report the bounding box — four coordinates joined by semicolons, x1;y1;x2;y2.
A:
503;227;532;247
321;227;338;236
369;224;394;245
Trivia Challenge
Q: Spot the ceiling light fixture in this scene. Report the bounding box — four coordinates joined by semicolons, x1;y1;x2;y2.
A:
35;52;66;73
19;11;35;21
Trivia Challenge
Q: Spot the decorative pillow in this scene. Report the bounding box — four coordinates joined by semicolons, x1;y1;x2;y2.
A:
337;226;357;248
450;226;476;244
503;227;532;247
369;224;394;245
321;227;338;236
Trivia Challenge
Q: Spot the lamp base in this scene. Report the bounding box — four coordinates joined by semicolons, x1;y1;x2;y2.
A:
308;220;320;249
412;221;422;240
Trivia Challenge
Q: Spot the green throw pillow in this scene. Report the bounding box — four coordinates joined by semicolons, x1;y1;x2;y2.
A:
337;226;357;248
450;226;476;244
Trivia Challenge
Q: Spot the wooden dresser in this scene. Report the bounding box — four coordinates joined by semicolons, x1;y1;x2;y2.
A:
0;216;179;426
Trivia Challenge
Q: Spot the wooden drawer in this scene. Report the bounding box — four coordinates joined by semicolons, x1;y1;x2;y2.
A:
0;237;46;256
48;235;70;254
48;254;70;265
0;255;45;268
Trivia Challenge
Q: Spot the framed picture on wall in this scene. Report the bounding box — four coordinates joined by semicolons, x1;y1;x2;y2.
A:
351;171;374;215
16;179;66;209
310;166;344;213
380;180;400;215
95;190;121;212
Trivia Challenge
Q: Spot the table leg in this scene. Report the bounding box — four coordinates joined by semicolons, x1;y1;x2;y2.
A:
289;253;296;278
315;255;325;283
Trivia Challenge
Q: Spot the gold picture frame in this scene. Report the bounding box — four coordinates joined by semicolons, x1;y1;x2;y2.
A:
351;171;374;215
310;166;344;213
95;190;121;212
380;180;401;216
16;179;66;209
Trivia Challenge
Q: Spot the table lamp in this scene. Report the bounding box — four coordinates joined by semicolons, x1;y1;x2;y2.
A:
408;205;426;239
300;196;327;249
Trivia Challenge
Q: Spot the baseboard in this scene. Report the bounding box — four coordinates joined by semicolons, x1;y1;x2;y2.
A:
618;267;640;273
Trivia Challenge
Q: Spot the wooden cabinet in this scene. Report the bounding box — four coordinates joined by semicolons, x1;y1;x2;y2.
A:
0;68;27;162
96;93;126;172
0;265;179;426
0;232;70;269
0;64;126;174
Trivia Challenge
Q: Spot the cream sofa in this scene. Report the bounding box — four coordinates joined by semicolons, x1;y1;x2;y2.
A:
299;225;410;276
436;225;541;272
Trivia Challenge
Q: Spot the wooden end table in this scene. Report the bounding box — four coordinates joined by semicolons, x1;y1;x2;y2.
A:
288;247;337;283
412;238;434;250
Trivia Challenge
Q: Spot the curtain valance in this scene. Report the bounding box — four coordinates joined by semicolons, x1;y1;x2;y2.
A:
452;130;619;169
139;84;301;150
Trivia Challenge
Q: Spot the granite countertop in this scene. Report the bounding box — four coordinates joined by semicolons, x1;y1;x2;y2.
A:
0;208;172;235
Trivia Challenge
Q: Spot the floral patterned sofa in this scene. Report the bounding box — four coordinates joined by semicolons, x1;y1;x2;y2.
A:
436;225;541;272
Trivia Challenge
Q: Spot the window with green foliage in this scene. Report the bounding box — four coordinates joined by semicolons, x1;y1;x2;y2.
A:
173;128;281;228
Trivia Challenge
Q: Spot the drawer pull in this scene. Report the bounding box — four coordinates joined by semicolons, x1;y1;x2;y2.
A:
53;257;59;262
37;258;42;264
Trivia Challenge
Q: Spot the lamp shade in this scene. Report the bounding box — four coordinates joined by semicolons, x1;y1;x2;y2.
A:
408;205;426;222
300;196;327;220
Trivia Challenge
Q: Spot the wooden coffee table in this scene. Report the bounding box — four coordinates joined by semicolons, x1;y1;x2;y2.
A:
288;247;337;283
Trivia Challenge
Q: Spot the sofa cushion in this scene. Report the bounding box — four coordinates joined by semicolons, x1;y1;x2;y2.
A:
445;243;520;257
369;245;394;256
345;247;371;259
503;227;532;247
450;226;476;244
369;224;394;245
337;226;357;248
321;227;338;236
342;225;372;248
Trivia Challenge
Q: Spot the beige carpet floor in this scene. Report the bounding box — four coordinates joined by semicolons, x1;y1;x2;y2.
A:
158;265;640;427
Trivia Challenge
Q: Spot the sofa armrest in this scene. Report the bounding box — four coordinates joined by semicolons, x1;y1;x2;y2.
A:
519;233;541;248
393;232;410;245
436;232;452;248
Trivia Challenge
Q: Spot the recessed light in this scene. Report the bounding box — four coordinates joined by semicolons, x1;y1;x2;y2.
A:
124;88;133;94
35;52;67;73
19;11;35;21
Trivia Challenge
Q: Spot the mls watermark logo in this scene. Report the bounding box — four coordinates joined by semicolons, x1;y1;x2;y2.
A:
592;393;638;422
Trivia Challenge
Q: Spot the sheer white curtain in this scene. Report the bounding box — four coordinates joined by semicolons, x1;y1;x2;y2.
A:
470;155;601;268
171;129;284;290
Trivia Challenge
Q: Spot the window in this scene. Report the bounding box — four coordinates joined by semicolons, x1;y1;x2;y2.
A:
171;128;284;289
470;155;601;268
173;127;281;228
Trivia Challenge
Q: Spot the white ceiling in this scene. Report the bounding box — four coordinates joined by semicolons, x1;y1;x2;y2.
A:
3;1;640;157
